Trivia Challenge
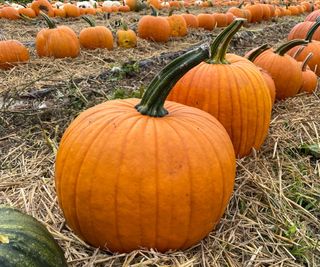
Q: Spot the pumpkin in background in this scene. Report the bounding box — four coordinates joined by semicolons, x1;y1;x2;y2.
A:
182;12;199;28
137;7;171;42
80;16;113;50
0;206;67;267
31;0;54;16
213;13;228;27
287;19;320;76
288;21;320;41
36;12;80;58
53;6;66;18
168;19;272;158
197;13;216;30
55;46;236;253
63;3;80;17
247;39;307;100
0;7;20;20
167;11;188;37
0;40;30;70
19;7;37;18
299;53;318;93
116;21;137;48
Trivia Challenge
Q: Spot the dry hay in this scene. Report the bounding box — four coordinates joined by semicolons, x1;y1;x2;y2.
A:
0;11;319;267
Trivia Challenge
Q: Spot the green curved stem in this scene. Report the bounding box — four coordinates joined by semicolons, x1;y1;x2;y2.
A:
82;16;96;27
305;19;320;42
39;11;56;29
150;5;158;16
302;52;313;71
135;46;209;117
275;39;309;56
246;43;270;62
209;18;246;64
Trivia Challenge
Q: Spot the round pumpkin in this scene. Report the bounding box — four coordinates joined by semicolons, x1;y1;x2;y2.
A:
0;7;19;20
288;21;320;41
55;47;236;253
167;13;188;37
80;16;113;50
0;40;30;70
36;12;80;58
116;21;137;48
31;0;54;16
168;19;272;158
0;206;67;267
299;53;318;94
137;8;171;42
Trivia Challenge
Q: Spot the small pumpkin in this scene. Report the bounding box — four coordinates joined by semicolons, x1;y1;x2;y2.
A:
31;0;54;17
0;206;67;267
116;20;137;48
0;40;30;70
63;3;80;17
36;12;80;58
182;12;199;28
247;39;308;100
137;7;171;42
19;7;37;18
299;53;318;94
55;45;236;253
167;10;188;37
80;16;113;50
197;13;216;30
0;7;20;20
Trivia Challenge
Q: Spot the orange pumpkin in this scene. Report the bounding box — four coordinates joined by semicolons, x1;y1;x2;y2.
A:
168;19;272;158
247;39;307;100
53;6;66;18
63;3;80;17
299;53;318;94
36;12;80;58
182;13;199;28
31;0;54;17
55;47;236;253
0;40;30;70
137;7;171;42
197;13;216;30
116;21;137;48
80;16;113;50
0;7;20;20
167;12;188;37
19;7;37;18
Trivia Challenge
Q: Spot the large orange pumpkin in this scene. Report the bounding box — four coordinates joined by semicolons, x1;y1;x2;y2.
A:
55;47;236;253
36;12;80;58
168;19;272;158
0;40;30;70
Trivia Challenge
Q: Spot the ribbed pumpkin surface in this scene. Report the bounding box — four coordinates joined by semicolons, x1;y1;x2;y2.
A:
168;54;272;158
55;98;236;252
0;206;67;267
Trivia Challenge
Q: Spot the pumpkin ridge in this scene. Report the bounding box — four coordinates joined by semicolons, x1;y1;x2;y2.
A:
163;119;192;249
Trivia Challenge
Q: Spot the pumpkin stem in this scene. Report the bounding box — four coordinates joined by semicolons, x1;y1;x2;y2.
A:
275;39;308;56
237;1;244;8
302;52;313;71
150;5;158;16
246;43;270;62
209;18;246;64
135;46;209;117
305;18;320;42
292;46;305;59
39;11;56;29
82;15;96;27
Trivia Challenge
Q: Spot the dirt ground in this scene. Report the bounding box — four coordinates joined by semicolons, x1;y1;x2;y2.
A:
1;9;319;267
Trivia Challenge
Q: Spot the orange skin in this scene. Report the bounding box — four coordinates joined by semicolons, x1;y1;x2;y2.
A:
36;26;80;58
55;99;236;253
0;40;30;70
253;49;303;99
168;54;272;158
213;13;228;27
54;7;66;17
138;15;171;42
197;14;216;30
288;21;320;41
167;14;188;37
80;26;113;50
63;3;80;17
182;13;199;28
19;8;37;18
301;67;318;93
0;7;20;20
287;42;320;76
305;9;320;21
31;0;54;17
116;29;137;48
259;68;276;105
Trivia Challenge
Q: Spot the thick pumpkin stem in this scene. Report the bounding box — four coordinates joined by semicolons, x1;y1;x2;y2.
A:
246;43;270;62
39;11;56;29
135;46;209;117
209;18;246;64
275;39;308;56
82;16;96;27
305;18;320;42
302;53;313;71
